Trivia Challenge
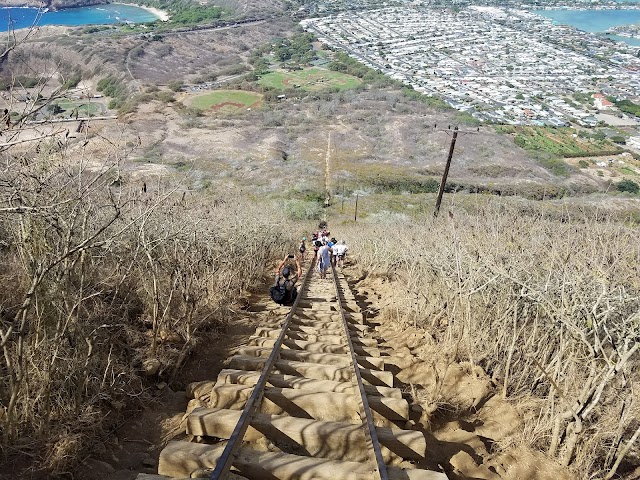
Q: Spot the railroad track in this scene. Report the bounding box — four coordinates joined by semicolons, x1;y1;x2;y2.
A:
139;264;448;480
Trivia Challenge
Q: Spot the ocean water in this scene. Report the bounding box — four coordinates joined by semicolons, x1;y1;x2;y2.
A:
534;9;640;46
0;4;159;30
609;34;640;46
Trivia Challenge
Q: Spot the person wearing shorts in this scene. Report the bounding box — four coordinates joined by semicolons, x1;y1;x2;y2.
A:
299;237;307;262
316;241;332;279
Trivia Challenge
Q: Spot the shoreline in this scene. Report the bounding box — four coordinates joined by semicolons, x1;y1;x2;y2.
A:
0;2;171;22
112;2;170;22
531;8;640;45
533;5;640;10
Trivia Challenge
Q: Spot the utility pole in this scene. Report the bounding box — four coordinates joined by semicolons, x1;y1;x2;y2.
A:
434;126;458;217
354;194;359;222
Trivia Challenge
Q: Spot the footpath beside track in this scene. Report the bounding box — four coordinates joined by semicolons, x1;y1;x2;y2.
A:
136;264;448;480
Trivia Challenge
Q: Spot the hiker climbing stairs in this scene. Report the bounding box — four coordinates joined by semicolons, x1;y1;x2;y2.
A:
138;264;448;480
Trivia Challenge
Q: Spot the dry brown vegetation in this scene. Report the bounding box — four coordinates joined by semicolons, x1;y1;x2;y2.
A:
121;85;604;211
342;200;640;479
7;19;294;87
0;133;296;475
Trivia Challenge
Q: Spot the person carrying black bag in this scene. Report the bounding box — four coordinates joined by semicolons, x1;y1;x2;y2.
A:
270;254;302;305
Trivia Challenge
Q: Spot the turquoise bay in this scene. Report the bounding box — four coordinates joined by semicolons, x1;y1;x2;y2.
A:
534;9;640;45
0;4;159;30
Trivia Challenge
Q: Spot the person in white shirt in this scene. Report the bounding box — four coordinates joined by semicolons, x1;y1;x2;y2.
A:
332;241;348;268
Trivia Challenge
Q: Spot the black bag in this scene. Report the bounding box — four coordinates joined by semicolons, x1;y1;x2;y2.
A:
270;278;288;304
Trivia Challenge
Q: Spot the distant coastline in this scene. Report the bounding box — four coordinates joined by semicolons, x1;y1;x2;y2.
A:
0;3;168;28
0;0;107;10
0;0;168;19
535;4;640;10
112;2;169;21
533;8;640;46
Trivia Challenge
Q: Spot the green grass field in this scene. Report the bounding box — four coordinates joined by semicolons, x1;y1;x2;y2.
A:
53;100;103;116
188;90;263;113
258;68;361;91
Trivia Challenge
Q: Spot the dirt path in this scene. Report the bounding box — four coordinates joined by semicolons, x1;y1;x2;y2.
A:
324;131;332;216
125;43;144;93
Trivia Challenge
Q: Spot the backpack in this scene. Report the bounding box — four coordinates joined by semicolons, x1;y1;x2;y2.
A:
269;278;288;304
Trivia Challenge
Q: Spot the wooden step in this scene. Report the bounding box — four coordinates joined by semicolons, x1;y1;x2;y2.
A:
234;346;385;370
208;384;408;425
292;310;364;325
254;327;378;347
187;407;426;463
291;317;369;333
288;322;343;335
247;336;381;357
158;442;448;480
216;369;401;398
228;356;394;386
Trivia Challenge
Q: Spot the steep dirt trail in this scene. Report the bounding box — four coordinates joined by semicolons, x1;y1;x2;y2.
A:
125;42;144;93
324;131;332;215
74;267;572;480
152;268;446;479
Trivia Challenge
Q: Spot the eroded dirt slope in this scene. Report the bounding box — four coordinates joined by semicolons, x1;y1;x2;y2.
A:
347;272;575;480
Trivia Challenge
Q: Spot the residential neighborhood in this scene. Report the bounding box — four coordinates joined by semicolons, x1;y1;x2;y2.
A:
301;5;640;127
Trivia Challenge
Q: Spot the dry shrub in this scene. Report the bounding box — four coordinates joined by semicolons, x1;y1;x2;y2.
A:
0;142;296;473
342;199;640;479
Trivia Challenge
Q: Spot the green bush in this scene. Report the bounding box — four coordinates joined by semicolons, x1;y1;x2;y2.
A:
48;104;64;115
539;157;572;177
97;75;126;99
365;175;439;194
168;80;183;92
140;0;223;26
611;98;640;117
272;33;317;64
328;52;401;88
97;75;131;112
16;75;40;88
62;72;82;90
616;179;640;194
284;200;323;220
156;91;175;103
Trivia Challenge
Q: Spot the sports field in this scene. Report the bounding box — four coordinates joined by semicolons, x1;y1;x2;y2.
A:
258;68;361;91
188;90;263;113
53;100;103;116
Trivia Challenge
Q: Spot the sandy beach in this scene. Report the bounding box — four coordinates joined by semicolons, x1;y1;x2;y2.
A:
113;2;170;21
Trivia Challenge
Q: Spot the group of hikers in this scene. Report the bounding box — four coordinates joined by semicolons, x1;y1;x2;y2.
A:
270;222;349;305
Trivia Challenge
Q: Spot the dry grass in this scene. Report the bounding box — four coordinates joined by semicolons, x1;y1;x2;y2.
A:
341;198;640;479
0;138;297;475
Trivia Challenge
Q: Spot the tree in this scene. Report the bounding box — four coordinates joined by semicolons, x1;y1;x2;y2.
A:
47;104;64;115
616;179;639;194
168;80;184;92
